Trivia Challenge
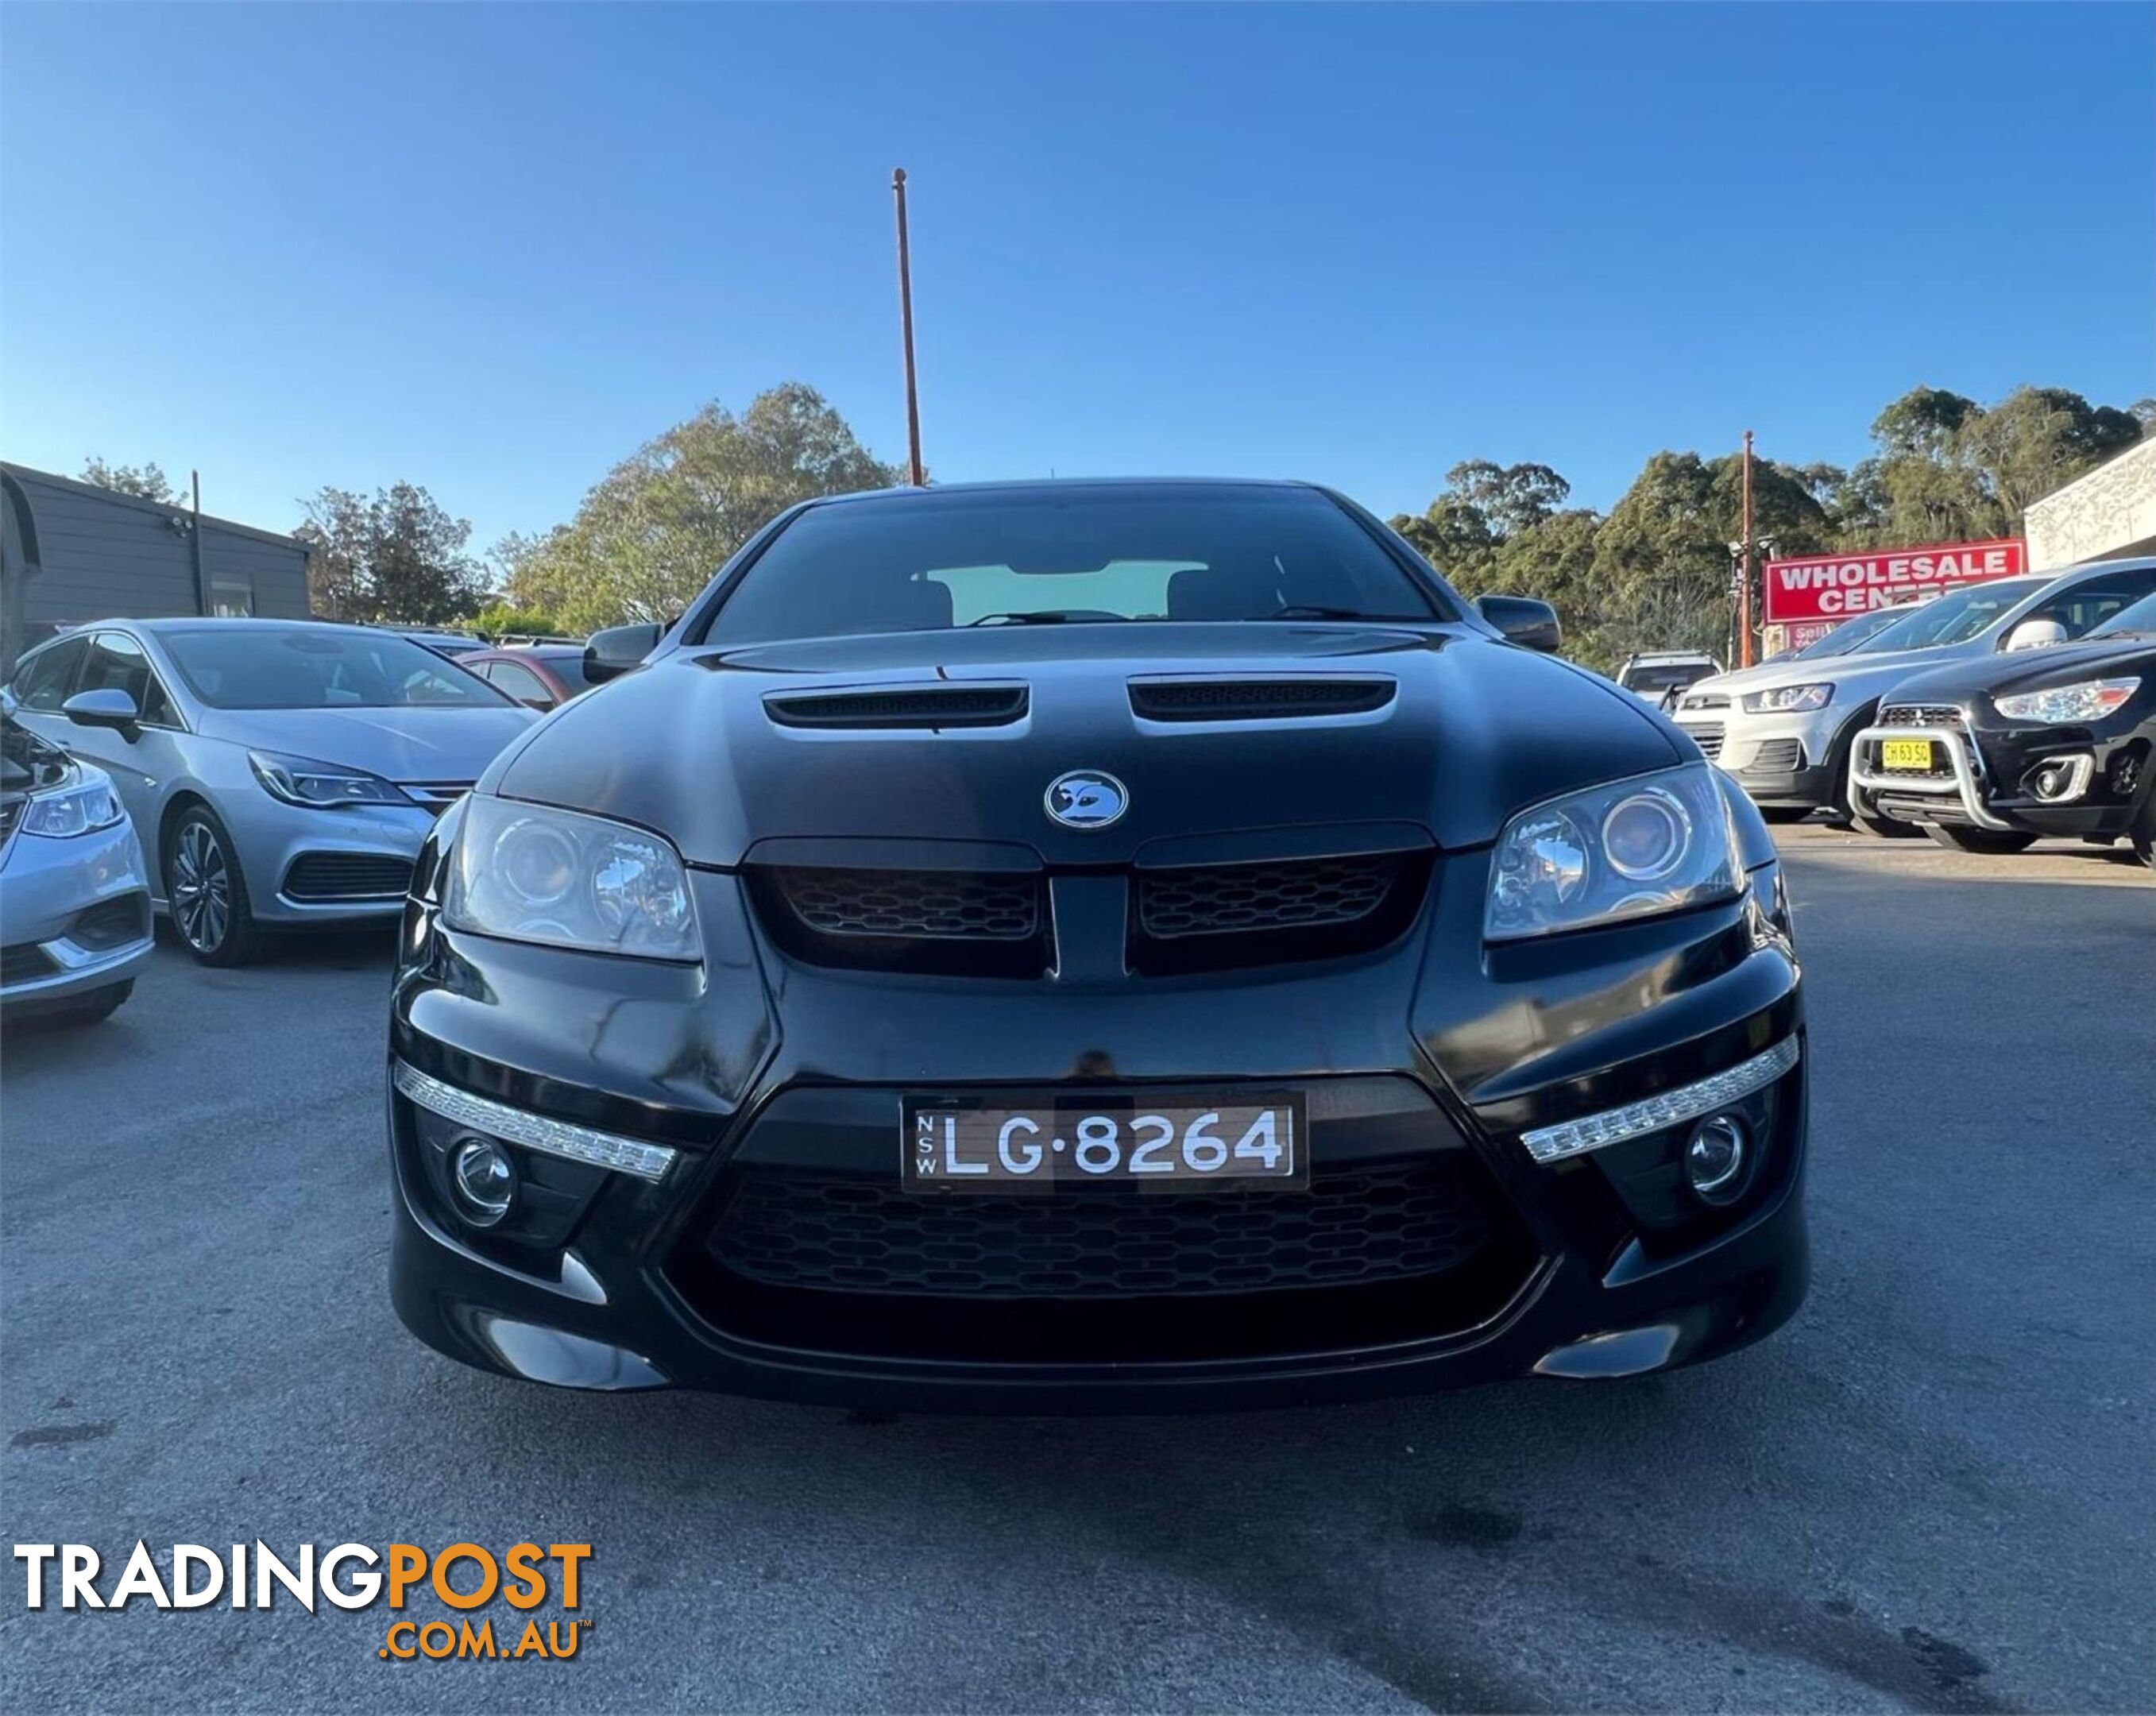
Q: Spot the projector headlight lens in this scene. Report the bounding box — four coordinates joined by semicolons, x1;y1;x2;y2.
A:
1486;763;1739;941
445;796;698;961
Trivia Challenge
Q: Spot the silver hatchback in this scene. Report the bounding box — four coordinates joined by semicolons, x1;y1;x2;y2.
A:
5;620;537;964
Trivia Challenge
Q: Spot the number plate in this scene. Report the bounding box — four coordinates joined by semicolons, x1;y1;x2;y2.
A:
1881;737;1938;771
902;1092;1307;1192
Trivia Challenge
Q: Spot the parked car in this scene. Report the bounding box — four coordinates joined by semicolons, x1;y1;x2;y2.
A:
381;626;490;659
1673;558;2156;829
1759;601;1928;666
385;477;1806;1409
456;644;599;711
1614;651;1721;709
4;620;536;965
1849;589;2156;862
0;710;155;1024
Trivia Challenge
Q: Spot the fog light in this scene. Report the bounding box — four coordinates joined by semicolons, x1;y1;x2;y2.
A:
450;1135;516;1227
1684;1115;1748;1204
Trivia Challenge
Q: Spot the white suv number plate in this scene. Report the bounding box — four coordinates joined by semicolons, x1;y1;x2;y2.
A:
902;1094;1306;1193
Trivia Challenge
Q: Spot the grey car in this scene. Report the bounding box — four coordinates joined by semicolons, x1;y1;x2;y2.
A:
1;712;155;1023
1671;558;2156;828
5;620;537;965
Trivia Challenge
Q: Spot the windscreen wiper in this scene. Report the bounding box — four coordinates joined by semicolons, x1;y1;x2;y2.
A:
1265;605;1430;621
966;610;1122;626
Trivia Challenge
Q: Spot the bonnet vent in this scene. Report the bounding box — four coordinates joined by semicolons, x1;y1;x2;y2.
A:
763;685;1029;730
1129;678;1397;722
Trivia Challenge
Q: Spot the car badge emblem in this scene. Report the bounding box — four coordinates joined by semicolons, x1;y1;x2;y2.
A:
1045;770;1128;830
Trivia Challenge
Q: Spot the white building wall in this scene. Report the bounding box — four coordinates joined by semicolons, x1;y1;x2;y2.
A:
2024;437;2156;569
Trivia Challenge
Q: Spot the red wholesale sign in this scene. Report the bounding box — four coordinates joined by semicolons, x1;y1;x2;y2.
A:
1761;538;2027;624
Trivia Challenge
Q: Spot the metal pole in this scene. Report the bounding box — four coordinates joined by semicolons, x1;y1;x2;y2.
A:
191;469;210;615
892;168;925;486
1737;431;1755;668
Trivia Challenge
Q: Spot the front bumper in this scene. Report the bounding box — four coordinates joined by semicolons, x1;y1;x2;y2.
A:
385;835;1809;1411
1849;709;2153;837
0;817;156;1007
1674;702;1848;808
220;795;444;927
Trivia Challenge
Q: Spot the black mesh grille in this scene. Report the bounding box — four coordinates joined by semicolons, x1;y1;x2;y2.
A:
774;868;1040;941
764;686;1028;729
1;942;56;984
709;1159;1493;1299
1138;856;1396;939
1130;678;1395;721
1742;738;1804;773
1688;723;1725;759
282;852;415;902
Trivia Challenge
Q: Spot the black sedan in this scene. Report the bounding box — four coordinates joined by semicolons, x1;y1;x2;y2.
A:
1849;588;2156;863
385;478;1806;1410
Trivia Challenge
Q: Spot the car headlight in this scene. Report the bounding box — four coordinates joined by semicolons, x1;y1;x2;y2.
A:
1992;678;2140;724
443;795;698;961
249;749;414;809
1741;683;1832;713
1486;763;1740;941
19;778;126;837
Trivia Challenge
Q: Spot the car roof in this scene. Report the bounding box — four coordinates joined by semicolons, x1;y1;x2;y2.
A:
95;616;408;637
802;476;1326;510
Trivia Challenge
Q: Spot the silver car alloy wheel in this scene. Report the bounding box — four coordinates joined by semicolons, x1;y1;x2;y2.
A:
171;821;231;953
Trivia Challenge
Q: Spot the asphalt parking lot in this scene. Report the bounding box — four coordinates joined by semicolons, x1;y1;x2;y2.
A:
2;822;2150;1713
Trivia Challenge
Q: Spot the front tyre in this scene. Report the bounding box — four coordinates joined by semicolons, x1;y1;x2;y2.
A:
1922;824;2038;856
166;806;263;966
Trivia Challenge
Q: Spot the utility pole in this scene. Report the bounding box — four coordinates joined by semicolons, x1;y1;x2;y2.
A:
190;469;210;615
892;168;925;486
1737;430;1755;668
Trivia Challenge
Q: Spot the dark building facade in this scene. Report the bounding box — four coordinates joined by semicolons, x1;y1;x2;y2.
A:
2;462;313;674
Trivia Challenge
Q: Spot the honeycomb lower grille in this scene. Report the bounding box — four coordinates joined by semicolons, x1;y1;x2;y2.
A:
1741;738;1804;774
772;867;1041;941
1138;856;1396;938
707;1159;1493;1299
282;852;415;902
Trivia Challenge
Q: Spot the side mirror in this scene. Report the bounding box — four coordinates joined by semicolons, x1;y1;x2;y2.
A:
62;687;141;740
2004;618;2069;652
583;622;663;684
1474;594;1563;653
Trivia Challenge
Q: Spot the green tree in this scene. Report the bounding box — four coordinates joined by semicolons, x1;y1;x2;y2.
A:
503;384;902;632
295;482;485;624
466;598;568;640
1956;385;2143;522
79;458;180;504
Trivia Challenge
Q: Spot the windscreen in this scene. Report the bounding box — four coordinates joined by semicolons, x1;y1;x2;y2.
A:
161;628;513;710
1850;579;2046;653
697;487;1448;647
1790;607;1910;659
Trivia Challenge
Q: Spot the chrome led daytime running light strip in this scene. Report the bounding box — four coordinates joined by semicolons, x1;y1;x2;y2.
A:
1518;1037;1800;1165
392;1061;678;1183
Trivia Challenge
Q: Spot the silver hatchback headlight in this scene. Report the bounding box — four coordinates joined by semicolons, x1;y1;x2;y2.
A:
1486;763;1741;941
443;796;699;962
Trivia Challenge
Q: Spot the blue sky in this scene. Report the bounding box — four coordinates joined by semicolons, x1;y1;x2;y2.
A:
4;3;2149;562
